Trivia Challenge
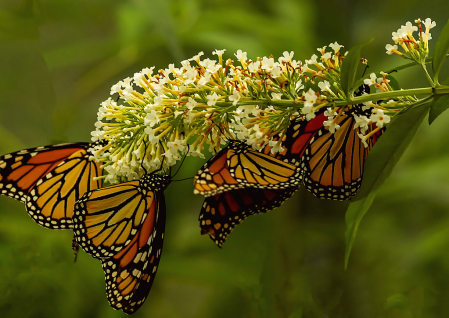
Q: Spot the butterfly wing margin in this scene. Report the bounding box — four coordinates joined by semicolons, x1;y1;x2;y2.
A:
0;143;90;202
301;113;383;201
199;187;297;247
194;142;300;197
73;181;153;259
101;191;166;314
26;148;103;229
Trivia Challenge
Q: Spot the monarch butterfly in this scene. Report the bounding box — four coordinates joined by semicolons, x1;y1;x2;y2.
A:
73;171;170;314
193;140;301;197
199;186;297;247
0;142;103;229
299;85;384;201
195;138;304;247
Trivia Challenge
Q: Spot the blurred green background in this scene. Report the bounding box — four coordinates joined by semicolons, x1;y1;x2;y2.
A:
1;0;449;317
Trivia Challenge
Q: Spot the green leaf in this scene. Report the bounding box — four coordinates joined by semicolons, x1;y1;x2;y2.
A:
429;77;449;124
432;19;449;83
344;103;430;268
340;39;373;98
353;103;430;200
344;192;376;269
385;74;401;91
428;94;449;124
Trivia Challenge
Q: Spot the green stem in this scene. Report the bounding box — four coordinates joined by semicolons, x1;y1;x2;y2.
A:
215;87;440;109
420;62;434;86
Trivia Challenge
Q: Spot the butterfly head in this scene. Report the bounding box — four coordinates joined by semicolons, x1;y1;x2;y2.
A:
140;173;171;192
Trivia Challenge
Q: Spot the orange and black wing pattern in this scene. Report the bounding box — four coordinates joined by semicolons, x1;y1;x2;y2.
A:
301;108;384;201
194;141;301;197
26;145;103;229
0;142;103;229
0;143;90;202
199;187;297;247
73;174;170;314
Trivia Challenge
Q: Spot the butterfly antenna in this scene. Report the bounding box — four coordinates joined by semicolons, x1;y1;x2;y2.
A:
172;176;194;182
362;64;369;77
172;144;189;178
140;139;150;175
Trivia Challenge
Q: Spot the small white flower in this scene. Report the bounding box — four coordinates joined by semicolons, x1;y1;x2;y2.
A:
353;114;369;134
303;88;317;107
295;79;304;92
141;67;154;77
271;92;283;100
324;107;337;118
305;54;318;65
423;18;436;29
229;90;241;106
261;57;277;72
153;96;163;106
271;66;283;78
248;61;259;73
278;51;294;63
321;52;332;61
207;92;220;106
189;51;204;61
186;97;197;110
144;110;160;128
385;44;398;55
318;80;331;92
357;133;369;148
234;50;247;63
302;105;316;121
364;73;378;86
370;109;391;128
145;127;160;145
329;42;344;53
323;118;340;134
212;49;226;56
268;140;285;154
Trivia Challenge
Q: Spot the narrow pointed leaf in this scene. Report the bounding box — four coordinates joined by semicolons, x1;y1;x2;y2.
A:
429;77;449;124
345;103;430;268
353;103;430;201
432;19;449;83
340;39;373;97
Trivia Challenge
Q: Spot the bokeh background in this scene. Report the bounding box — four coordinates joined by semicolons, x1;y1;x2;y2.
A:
1;1;449;317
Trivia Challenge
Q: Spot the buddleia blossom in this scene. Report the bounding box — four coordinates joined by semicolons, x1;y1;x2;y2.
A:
91;30;427;183
385;18;436;62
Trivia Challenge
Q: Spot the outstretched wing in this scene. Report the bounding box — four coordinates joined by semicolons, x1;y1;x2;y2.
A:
26;148;102;229
199;187;297;247
194;141;300;197
0;143;90;202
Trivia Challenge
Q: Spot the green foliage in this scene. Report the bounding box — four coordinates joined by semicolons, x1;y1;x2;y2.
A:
345;102;430;268
340;39;372;98
432;19;449;83
1;1;449;317
429;77;449;124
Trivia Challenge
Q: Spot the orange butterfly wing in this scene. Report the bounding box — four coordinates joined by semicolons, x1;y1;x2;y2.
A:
0;143;89;202
194;141;300;197
199;187;297;247
301;109;384;200
74;174;170;314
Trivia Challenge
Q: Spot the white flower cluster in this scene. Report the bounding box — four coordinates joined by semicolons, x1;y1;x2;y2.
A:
385;18;436;59
91;40;404;184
